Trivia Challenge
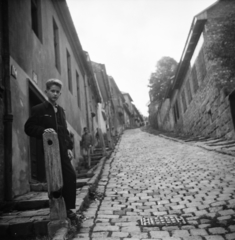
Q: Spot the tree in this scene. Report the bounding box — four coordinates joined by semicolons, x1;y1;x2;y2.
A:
148;56;177;103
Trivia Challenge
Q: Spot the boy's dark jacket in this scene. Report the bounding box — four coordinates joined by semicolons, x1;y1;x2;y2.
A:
24;101;73;150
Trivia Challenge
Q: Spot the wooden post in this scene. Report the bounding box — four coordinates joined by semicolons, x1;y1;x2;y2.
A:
43;132;68;237
98;128;106;156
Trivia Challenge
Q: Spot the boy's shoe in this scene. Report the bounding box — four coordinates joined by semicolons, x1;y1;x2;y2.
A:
67;210;77;221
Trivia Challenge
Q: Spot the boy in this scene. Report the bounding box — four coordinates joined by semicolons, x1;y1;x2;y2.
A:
24;79;77;220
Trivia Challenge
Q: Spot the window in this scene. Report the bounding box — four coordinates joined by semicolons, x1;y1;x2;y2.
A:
67;50;72;93
76;71;81;108
181;89;187;112
31;0;42;41
191;65;199;93
53;19;60;71
186;80;192;103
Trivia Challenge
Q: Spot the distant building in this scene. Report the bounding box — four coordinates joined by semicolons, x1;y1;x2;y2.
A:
83;51;102;140
132;104;144;127
108;76;125;134
122;92;143;128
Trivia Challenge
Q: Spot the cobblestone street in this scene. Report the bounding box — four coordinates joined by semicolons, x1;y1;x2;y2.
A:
74;129;235;240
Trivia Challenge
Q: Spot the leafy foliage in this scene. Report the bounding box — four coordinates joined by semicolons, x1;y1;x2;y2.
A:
148;56;177;103
205;12;235;93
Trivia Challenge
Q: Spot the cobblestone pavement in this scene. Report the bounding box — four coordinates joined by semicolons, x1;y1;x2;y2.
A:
73;129;235;240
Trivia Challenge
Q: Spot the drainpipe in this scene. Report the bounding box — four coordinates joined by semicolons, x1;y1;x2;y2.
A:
3;0;13;201
84;76;90;130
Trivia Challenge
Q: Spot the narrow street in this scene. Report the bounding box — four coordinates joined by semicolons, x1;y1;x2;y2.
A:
74;129;235;240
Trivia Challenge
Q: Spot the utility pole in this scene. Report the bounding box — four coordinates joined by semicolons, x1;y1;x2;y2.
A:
84;76;90;130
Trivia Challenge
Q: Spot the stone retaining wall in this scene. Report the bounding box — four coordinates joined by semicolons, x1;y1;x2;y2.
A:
157;0;235;140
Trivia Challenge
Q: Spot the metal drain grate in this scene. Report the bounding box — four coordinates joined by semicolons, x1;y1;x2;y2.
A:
138;215;187;227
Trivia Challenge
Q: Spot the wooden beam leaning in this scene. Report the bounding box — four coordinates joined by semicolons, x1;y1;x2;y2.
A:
43;132;68;237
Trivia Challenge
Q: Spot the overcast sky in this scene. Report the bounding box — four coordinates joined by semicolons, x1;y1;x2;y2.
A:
67;0;217;116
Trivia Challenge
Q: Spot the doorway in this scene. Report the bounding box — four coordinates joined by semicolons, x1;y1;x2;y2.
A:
229;90;235;129
28;83;46;182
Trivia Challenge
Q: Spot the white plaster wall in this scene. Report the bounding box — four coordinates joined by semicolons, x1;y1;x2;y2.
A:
97;103;107;133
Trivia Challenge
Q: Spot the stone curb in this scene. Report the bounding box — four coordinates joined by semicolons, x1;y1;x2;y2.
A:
158;134;185;144
158;134;235;157
52;151;113;240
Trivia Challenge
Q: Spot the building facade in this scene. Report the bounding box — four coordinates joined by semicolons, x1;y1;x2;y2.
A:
0;0;101;201
1;0;138;202
0;0;6;202
132;104;144;127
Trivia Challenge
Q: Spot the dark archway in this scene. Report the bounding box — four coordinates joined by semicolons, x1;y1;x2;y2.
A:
229;90;235;129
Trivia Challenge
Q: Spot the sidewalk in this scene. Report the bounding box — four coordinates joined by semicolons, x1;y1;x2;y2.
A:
158;133;235;157
144;126;235;157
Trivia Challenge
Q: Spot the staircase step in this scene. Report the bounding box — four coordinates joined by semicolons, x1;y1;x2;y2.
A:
0;208;50;237
30;183;47;192
91;152;103;157
91;156;102;161
94;147;109;152
0;192;49;212
76;178;89;188
91;161;100;166
76;172;94;179
93;150;103;154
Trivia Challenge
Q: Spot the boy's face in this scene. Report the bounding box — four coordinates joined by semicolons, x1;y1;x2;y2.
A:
45;85;61;104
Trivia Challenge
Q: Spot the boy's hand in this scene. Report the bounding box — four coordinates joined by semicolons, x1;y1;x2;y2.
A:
44;128;56;133
68;149;74;160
